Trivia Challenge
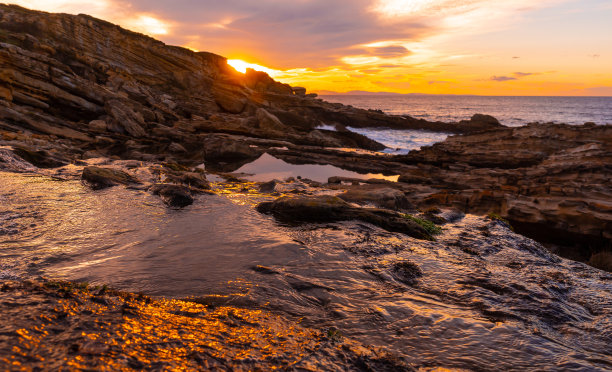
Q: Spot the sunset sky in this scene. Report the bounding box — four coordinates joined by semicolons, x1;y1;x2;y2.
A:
8;0;612;96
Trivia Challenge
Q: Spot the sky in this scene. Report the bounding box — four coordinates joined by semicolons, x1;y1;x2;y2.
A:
7;0;612;96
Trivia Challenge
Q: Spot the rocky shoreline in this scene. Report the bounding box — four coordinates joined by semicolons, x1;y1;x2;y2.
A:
1;4;612;370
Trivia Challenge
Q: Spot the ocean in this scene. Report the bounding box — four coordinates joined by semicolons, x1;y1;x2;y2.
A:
320;95;612;153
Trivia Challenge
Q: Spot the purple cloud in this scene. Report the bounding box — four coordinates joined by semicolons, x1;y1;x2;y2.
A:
106;0;431;68
491;76;517;82
491;72;537;82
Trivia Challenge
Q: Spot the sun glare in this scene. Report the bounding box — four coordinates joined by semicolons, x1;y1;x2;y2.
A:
227;59;282;77
10;0;111;14
127;15;169;36
372;0;436;17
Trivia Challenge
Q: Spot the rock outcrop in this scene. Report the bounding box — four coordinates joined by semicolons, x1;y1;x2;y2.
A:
396;123;612;255
0;4;504;168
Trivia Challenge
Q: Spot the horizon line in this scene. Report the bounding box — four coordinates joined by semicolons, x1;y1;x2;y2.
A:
315;92;612;98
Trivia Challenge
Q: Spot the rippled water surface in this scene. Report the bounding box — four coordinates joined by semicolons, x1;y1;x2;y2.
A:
347;127;451;154
2;171;611;370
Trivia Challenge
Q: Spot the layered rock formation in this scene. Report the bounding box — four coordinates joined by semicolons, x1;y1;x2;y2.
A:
0;4;502;164
397;123;612;257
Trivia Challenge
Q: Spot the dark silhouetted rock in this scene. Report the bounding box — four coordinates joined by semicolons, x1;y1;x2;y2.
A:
391;261;423;286
292;87;307;96
12;146;68;168
259;180;277;193
456;114;504;132
149;183;193;208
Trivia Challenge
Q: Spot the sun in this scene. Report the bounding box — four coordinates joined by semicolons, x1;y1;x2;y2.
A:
227;59;281;77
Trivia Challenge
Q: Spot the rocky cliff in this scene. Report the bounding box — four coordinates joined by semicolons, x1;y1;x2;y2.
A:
0;4;502;164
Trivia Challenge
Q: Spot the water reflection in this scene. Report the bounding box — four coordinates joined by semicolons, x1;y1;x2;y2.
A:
234;153;399;183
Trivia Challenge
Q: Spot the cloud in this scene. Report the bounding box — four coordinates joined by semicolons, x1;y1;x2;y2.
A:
513;72;533;77
8;0;570;70
92;0;430;68
491;76;517;82
490;72;537;82
369;45;412;57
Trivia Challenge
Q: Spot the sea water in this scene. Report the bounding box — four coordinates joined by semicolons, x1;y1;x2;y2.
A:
322;95;612;153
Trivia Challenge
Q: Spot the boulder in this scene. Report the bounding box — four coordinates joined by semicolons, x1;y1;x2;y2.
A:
267;81;293;95
106;100;146;137
162;170;210;190
292;87;307;96
457;114;504;132
259;180;277;193
81;166;140;190
149;183;193;208
256;108;287;133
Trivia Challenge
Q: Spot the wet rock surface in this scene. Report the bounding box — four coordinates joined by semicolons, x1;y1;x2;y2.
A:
1;4;612;371
0;167;611;371
0;280;410;371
